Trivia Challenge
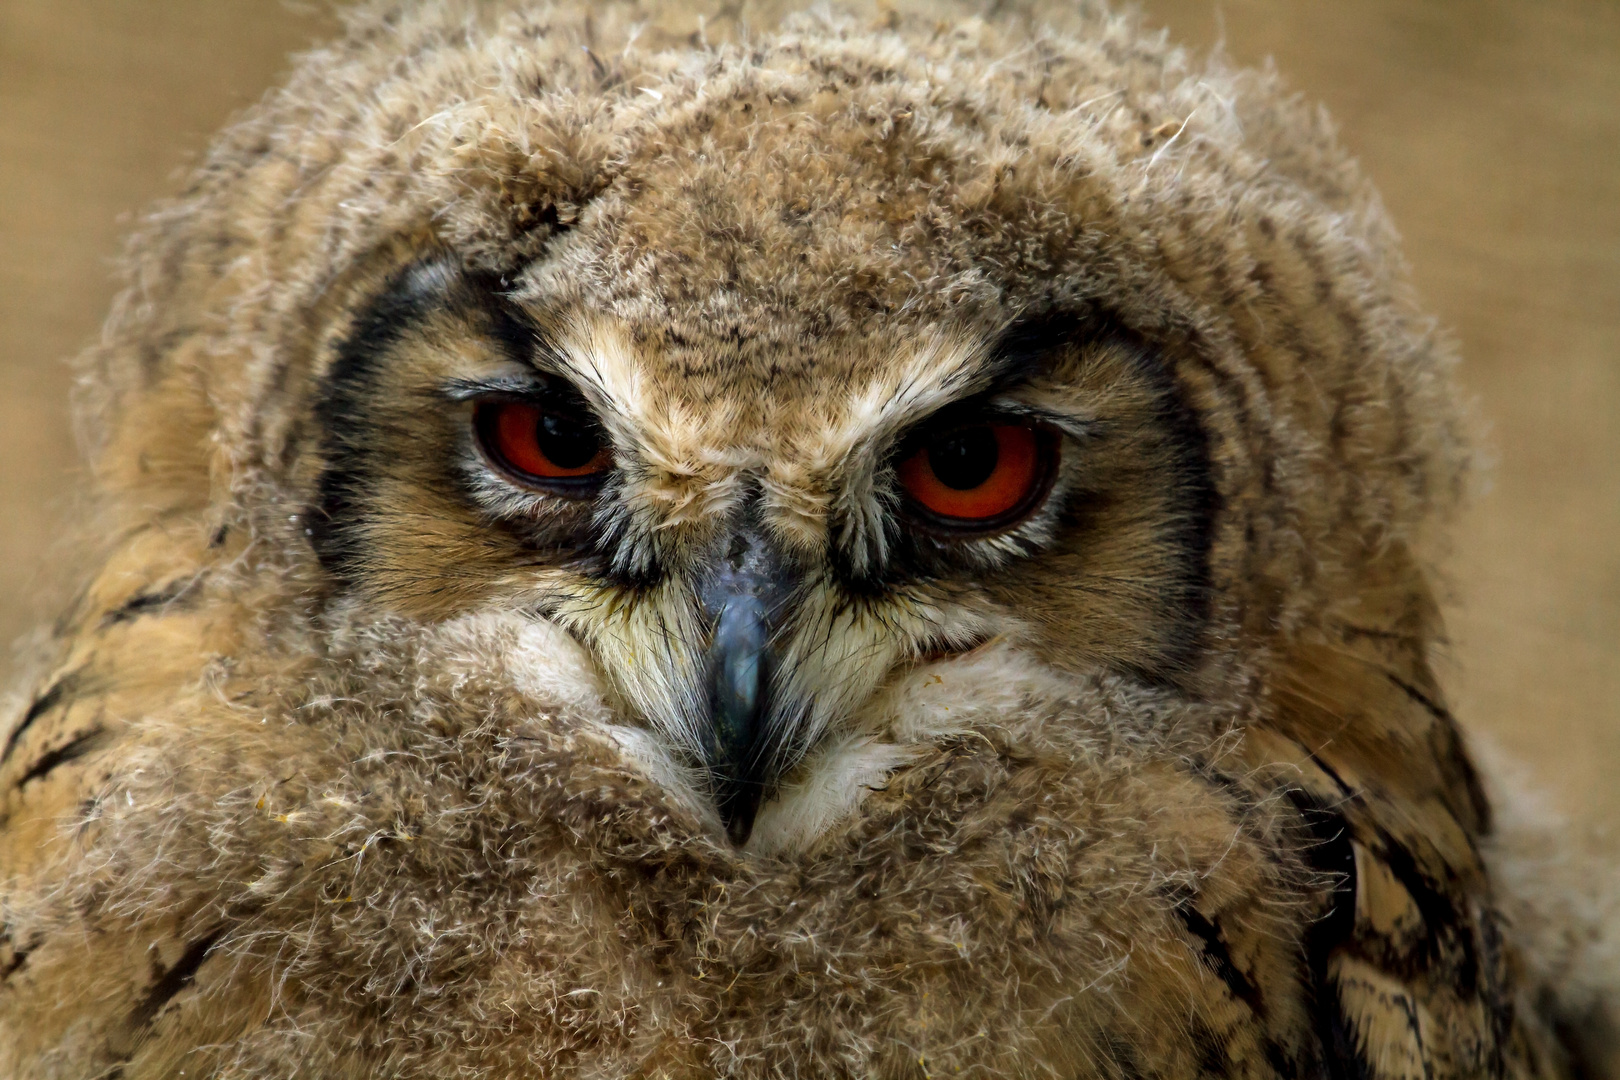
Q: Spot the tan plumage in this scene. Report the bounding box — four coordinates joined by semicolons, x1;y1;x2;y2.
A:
0;1;1605;1077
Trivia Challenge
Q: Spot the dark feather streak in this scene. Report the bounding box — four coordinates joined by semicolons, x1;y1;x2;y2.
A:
1;671;82;765
1176;903;1266;1016
101;579;195;627
128;928;225;1029
17;726;110;788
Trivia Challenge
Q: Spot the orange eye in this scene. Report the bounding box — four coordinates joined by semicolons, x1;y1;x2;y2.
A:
896;423;1057;527
475;400;611;488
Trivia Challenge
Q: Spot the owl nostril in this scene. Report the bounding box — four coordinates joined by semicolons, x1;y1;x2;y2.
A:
697;523;792;630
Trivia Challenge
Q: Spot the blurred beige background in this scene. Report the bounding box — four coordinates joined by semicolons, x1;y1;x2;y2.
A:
1;1;1615;824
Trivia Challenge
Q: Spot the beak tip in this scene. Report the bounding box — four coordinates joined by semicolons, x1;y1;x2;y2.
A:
718;783;762;847
706;594;773;847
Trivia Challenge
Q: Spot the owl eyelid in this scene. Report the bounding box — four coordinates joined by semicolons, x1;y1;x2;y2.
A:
442;374;580;405
981;399;1093;436
889;401;1081;459
448;376;612;434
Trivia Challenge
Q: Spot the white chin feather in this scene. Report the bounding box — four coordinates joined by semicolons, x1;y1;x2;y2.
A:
494;615;615;723
749;641;1072;856
433;610;719;828
747;736;921;855
434;614;1069;857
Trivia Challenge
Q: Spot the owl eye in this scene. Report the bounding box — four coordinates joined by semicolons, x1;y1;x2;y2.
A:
896;422;1059;530
474;399;612;491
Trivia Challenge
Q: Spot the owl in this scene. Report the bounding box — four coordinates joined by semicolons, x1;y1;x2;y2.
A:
0;0;1612;1077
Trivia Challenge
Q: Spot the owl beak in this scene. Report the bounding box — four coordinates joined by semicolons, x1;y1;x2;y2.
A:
698;526;791;845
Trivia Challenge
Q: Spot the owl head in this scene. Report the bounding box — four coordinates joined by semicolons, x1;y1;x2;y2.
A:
73;0;1459;855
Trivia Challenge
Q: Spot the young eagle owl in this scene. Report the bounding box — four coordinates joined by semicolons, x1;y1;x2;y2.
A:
0;0;1607;1077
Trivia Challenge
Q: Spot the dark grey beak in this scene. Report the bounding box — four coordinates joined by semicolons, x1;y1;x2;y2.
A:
699;526;790;845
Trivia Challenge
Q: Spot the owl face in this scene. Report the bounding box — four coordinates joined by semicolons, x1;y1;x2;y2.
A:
310;228;1213;845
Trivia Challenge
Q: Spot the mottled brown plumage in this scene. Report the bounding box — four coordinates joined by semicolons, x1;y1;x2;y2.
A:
0;1;1605;1077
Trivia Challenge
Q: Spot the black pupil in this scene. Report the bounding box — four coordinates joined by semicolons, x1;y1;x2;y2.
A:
927;426;999;490
537;412;602;470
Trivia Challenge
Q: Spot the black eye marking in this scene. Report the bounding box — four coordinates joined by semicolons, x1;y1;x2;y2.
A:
310;255;547;585
309;255;641;601
830;313;1100;585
